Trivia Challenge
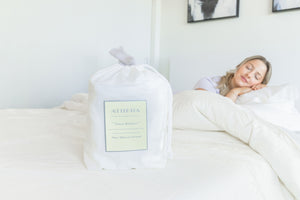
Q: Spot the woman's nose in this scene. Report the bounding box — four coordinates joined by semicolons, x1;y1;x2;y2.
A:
245;72;255;81
245;72;251;78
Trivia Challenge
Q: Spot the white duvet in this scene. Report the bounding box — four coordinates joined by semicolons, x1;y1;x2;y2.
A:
173;90;300;199
0;92;298;200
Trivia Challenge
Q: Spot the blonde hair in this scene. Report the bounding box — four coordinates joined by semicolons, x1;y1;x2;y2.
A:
217;55;272;96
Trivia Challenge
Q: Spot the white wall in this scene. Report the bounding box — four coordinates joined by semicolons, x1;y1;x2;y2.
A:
2;0;300;108
159;0;300;108
0;0;152;108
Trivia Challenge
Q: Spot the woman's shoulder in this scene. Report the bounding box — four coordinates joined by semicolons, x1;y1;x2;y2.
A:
199;76;221;86
211;76;222;83
194;76;221;94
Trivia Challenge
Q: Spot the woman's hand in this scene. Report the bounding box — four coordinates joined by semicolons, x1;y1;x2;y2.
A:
226;87;253;102
251;83;266;90
226;84;267;102
235;87;254;95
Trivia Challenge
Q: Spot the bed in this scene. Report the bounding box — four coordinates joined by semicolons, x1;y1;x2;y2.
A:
0;86;299;200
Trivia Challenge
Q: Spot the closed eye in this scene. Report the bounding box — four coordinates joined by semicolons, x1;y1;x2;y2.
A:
255;73;261;80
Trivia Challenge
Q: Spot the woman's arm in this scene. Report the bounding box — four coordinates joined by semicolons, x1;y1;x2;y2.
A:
226;84;267;102
195;88;207;91
194;77;218;93
226;87;253;102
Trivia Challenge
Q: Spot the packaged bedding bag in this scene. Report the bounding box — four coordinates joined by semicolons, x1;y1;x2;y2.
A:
84;47;173;170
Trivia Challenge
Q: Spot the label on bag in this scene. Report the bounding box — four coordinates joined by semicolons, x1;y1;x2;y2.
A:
104;100;148;152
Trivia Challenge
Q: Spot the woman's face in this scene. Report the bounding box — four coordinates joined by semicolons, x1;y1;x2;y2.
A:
232;59;267;88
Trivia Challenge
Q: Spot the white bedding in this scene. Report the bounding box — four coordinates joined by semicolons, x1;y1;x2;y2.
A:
0;107;294;200
173;90;300;199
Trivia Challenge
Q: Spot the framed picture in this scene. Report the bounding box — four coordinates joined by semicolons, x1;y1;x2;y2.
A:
188;0;239;23
272;0;300;12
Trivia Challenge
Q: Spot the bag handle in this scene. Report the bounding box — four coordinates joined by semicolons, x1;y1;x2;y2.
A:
109;47;135;66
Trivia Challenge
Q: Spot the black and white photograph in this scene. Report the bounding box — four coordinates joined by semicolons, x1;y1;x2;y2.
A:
273;0;300;12
188;0;239;23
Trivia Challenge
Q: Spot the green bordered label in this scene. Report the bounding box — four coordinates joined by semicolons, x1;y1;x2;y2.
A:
104;100;148;152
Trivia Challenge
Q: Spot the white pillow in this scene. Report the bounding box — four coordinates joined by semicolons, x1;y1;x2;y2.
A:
236;84;300;131
173;91;222;131
60;93;88;113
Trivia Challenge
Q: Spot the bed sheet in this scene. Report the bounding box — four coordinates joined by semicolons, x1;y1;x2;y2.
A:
0;109;294;200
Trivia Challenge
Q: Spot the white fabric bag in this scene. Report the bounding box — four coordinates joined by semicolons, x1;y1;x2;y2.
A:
84;49;173;170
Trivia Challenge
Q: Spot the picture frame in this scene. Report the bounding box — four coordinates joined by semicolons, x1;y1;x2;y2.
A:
272;0;300;12
188;0;239;23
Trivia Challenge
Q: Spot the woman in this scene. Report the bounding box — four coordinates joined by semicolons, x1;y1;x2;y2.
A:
194;55;272;102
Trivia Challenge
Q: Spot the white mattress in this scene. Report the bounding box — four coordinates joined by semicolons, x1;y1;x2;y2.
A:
0;108;294;200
